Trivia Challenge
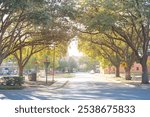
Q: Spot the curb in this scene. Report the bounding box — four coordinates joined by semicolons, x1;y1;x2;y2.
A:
49;80;69;90
23;80;69;91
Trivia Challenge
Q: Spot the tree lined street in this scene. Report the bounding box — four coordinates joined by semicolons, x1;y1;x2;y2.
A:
0;73;150;100
0;0;150;100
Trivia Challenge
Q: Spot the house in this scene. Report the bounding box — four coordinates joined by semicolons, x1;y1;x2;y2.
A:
103;57;150;74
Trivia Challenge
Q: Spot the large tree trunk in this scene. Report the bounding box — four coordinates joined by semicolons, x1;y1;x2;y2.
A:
18;65;24;77
125;66;132;80
115;65;120;77
0;58;3;65
141;61;149;84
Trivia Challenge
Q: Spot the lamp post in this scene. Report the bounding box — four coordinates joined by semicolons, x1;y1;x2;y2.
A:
44;58;50;84
52;43;55;82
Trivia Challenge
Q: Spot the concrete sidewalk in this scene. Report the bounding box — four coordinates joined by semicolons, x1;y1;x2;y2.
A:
99;74;150;88
24;76;69;90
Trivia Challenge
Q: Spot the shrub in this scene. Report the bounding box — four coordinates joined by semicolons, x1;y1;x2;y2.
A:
0;76;25;86
0;85;24;90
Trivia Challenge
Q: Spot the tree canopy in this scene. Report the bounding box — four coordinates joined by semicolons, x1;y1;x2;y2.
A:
1;0;150;84
76;0;150;83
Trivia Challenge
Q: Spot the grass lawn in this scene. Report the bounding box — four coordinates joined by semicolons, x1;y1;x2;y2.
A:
50;73;75;78
0;85;24;90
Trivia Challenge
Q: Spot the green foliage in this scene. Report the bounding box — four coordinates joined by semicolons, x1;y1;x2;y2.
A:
88;12;117;31
0;76;24;86
0;0;76;66
58;59;68;72
0;85;24;90
28;11;51;26
78;56;99;72
76;0;150;82
57;57;78;73
24;42;68;71
68;57;78;73
78;33;122;68
59;0;77;20
0;0;49;65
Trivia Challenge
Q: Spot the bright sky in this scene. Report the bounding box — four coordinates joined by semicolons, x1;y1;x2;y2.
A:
68;39;83;57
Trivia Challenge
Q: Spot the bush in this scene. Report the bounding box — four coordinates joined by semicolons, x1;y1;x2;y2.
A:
0;76;25;86
0;85;24;90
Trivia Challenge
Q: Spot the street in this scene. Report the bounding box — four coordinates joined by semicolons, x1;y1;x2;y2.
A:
0;73;150;100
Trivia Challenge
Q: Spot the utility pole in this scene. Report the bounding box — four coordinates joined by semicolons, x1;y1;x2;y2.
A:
52;43;55;82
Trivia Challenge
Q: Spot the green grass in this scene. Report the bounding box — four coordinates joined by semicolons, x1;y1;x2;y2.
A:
0;85;24;90
50;73;75;78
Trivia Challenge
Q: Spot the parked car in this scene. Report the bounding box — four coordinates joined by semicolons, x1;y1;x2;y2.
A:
90;70;95;74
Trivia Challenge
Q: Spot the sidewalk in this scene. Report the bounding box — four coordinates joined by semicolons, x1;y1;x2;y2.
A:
101;74;150;88
24;76;69;90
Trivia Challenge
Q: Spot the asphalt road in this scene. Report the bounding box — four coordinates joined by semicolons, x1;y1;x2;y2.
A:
0;73;150;100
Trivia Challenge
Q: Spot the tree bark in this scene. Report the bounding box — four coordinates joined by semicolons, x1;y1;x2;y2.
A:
115;65;120;77
125;66;131;80
18;65;24;77
0;58;3;65
141;61;149;84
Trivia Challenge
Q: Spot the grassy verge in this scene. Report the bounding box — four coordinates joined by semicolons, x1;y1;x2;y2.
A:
50;73;75;78
0;85;24;90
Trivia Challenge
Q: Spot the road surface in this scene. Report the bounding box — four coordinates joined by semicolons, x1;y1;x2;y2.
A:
0;73;150;100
